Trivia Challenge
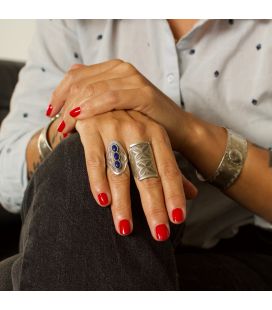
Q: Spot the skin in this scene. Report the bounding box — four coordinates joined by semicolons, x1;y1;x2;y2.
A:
76;110;198;239
26;20;272;242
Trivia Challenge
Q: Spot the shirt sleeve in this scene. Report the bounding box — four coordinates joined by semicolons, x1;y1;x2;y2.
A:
0;20;81;213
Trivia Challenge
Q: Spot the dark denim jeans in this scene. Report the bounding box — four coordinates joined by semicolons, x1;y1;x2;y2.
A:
11;134;182;290
1;134;272;290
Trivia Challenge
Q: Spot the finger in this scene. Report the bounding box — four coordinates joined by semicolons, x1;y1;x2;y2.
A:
70;64;85;70
48;59;124;117
120;118;169;241
127;111;188;224
68;88;144;121
76;120;112;207
134;166;170;241
151;128;187;224
63;76;145;132
128;110;198;199
107;157;132;236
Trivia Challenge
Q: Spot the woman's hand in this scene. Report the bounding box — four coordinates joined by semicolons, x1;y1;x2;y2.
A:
75;110;197;241
47;60;195;151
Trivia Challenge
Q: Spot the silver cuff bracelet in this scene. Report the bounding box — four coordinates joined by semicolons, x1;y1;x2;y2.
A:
196;128;248;190
37;114;60;160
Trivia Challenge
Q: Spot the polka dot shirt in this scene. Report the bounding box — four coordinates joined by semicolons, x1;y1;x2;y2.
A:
0;20;271;247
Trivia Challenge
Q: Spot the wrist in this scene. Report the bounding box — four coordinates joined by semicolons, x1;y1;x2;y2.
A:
176;111;207;153
177;112;228;178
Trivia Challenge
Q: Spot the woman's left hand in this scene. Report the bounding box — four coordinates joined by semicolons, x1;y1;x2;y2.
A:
47;60;193;151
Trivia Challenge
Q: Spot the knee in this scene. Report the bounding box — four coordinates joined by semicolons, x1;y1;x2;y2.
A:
23;133;95;219
37;133;85;182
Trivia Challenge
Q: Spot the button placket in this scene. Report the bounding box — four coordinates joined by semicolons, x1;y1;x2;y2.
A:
159;20;183;105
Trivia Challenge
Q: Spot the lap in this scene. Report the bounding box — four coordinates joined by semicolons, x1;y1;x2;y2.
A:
12;134;182;290
5;135;272;290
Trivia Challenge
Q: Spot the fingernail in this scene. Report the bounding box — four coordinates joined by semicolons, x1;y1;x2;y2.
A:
172;208;185;223
70;107;81;117
119;219;131;236
155;224;170;241
98;193;108;206
57;120;65;132
46;104;53;117
63;133;68;138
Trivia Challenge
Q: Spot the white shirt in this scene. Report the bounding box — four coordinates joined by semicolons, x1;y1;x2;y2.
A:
0;19;271;247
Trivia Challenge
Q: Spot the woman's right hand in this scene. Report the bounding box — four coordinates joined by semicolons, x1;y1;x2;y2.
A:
74;109;197;241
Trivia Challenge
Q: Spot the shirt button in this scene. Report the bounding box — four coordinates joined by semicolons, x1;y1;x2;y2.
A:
167;73;175;83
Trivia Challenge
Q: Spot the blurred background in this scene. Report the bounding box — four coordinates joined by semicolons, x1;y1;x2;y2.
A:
0;19;35;61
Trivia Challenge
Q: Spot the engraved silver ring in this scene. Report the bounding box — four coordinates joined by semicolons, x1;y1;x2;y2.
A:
128;142;159;181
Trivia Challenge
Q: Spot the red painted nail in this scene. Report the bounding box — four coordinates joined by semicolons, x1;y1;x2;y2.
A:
98;193;108;206
155;224;169;241
172;208;185;223
69;107;81;117
57;120;65;133
119;219;131;236
46;104;53;117
63;133;68;138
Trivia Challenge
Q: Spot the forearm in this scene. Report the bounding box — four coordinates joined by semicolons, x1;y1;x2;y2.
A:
26;118;63;179
180;112;272;222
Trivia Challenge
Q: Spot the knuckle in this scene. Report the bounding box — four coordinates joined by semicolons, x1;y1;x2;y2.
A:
153;123;167;137
85;84;95;97
66;69;76;82
85;156;105;169
111;203;129;215
111;59;124;65
160;163;181;180
70;83;80;94
147;206;166;218
120;62;136;73
107;118;120;131
108;171;130;185
166;193;185;207
142;177;161;190
104;90;119;105
70;63;82;70
132;73;147;86
124;121;146;136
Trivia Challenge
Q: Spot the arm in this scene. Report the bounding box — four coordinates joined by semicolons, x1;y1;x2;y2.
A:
0;20;81;212
179;113;272;222
45;60;272;222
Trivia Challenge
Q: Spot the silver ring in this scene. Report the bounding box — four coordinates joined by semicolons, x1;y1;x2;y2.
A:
129;142;159;181
106;141;128;175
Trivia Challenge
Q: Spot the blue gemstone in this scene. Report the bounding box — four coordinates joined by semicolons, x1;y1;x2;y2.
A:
113;152;120;160
114;161;121;169
112;144;118;152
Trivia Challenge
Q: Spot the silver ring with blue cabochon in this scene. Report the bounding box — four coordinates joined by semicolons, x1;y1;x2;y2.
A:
106;141;128;175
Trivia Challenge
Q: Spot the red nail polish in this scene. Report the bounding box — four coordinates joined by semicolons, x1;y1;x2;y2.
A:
172;208;185;223
155;224;169;241
119;219;131;236
98;193;108;206
46;104;53;117
70;107;81;117
63;133;68;138
57;121;65;132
